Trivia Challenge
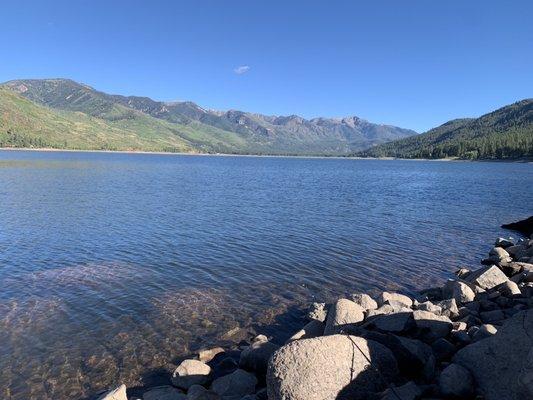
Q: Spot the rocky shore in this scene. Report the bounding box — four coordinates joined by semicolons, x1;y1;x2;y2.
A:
96;232;533;400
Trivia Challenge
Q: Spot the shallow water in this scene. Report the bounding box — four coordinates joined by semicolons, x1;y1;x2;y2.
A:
0;150;531;399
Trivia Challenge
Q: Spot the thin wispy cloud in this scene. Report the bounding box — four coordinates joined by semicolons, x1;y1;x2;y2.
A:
234;65;250;75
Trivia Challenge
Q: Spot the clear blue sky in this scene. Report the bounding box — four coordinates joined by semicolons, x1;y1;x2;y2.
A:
1;1;532;132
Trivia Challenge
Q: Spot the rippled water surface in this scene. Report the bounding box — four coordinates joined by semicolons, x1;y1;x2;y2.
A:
0;150;531;399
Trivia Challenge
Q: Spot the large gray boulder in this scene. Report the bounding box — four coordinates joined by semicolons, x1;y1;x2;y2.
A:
442;280;475;304
211;369;257;398
324;299;365;335
439;363;474;398
464;265;508;290
97;384;128;400
489;247;512;263
240;338;280;374
350;293;378;311
454;310;533;400
367;311;414;333
171;360;212;389
143;385;186;400
376;292;413;308
267;335;398;400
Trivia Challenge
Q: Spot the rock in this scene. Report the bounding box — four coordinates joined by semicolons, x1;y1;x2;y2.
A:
367;311;414;333
350;293;378;310
416;301;442;315
419;286;443;301
324;298;365;335
239;339;279;374
495;237;514;248
501;216;533;237
451;330;471;345
211;369;257;398
472;324;497;341
455;268;471;279
431;338;456;361
286;320;324;343
412;310;452;341
171;360;212;390
97;384;128;400
376;292;413;308
366;302;411;318
198;348;225;363
380;381;421;400
442;280;475;304
143;386;186;400
435;298;459;319
454;310;533;400
489;247;512;263
211;357;239;380
439;363;474;398
186;385;220;400
307;302;328;322
497;280;521;296
464;265;509;290
267;335;398;400
480;309;505;324
452;321;467;331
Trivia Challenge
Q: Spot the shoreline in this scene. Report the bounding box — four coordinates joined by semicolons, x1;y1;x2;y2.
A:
95;229;533;400
1;147;531;163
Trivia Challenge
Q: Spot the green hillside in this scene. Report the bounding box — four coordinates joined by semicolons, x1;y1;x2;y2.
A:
0;87;247;153
358;99;533;160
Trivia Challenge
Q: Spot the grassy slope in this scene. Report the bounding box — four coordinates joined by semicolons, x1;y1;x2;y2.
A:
358;100;533;160
0;88;247;152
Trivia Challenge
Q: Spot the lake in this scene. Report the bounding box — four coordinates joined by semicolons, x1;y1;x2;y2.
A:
0;150;531;399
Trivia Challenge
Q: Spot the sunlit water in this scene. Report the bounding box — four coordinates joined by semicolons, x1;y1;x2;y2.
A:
0;150;531;399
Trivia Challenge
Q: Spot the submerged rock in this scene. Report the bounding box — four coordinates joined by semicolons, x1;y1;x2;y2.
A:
307;302;328;322
267;334;398;400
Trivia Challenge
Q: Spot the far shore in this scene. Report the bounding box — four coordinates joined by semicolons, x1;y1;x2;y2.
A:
0;146;531;163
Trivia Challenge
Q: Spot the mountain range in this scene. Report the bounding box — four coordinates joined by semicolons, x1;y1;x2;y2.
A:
0;79;416;155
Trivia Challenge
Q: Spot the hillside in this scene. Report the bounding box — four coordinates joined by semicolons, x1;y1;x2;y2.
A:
358;99;533;160
0;79;416;155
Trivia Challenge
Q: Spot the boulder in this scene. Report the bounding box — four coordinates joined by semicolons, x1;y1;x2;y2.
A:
497;280;521;296
501;216;533;236
239;339;280;374
307;302;328;322
416;301;442;315
366;302;411;318
186;385;220;400
367;311;414;333
267;335;398;400
380;381;421;400
412;310;452;341
198;348;225;363
143;386;186;400
454;310;533;400
439;363;474;398
489;247;512;263
376;292;413;308
495;237;514;248
211;369;257;398
171;360;212;390
324;299;365;335
442;280;475;304
351;293;378;310
97;384;128;400
435;298;459;319
286;320;324;343
464;265;508;290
